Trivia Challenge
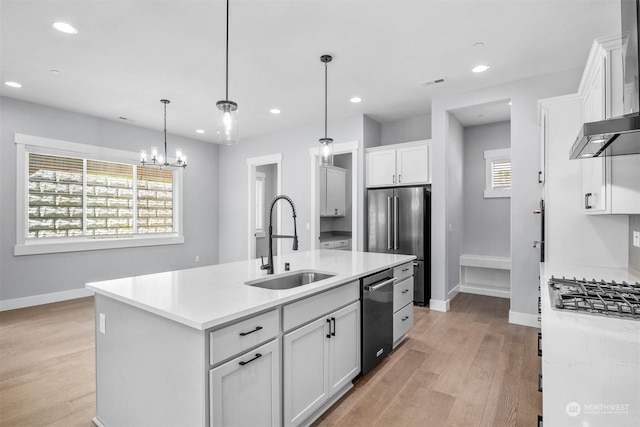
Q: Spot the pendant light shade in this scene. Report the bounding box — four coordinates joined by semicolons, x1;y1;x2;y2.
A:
319;54;333;166
215;0;239;145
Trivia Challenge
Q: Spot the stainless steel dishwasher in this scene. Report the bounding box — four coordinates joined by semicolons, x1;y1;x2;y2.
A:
361;268;395;376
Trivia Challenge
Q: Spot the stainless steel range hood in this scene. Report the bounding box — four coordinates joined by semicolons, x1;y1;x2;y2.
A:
570;113;640;159
570;0;640;159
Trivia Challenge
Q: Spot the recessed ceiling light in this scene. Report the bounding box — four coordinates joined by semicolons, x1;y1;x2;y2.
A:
52;22;78;34
4;81;22;88
472;64;490;73
270;108;281;114
350;97;362;103
196;129;205;134
50;69;60;74
473;42;485;48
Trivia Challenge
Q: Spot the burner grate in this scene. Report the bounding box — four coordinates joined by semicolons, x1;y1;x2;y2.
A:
549;276;640;319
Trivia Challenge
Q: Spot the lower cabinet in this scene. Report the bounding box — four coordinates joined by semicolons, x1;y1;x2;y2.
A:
209;339;280;427
283;301;360;427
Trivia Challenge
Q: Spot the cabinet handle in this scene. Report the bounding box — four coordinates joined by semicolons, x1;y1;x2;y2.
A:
239;353;262;366
326;318;332;338
538;171;543;184
402;267;410;272
401;316;409;321
538;414;543;427
398;174;402;183
585;192;592;209
392;174;396;184
537;373;543;392
537;332;542;357
334;208;338;215
239;326;263;336
331;317;336;336
402;289;410;294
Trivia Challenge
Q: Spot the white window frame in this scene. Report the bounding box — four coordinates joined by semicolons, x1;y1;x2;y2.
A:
14;133;184;255
484;148;512;199
254;171;266;238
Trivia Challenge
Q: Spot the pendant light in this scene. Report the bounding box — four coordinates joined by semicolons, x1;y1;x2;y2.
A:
140;99;187;168
319;55;333;166
215;0;239;145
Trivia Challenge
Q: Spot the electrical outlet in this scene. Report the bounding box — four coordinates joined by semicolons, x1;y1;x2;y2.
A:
633;231;640;248
99;313;106;334
195;255;200;263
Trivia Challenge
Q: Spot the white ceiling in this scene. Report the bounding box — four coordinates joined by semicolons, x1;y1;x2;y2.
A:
0;0;621;143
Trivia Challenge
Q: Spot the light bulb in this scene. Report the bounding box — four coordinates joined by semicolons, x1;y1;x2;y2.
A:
175;148;183;161
151;146;158;160
223;112;233;135
157;154;164;164
182;156;187;166
140;150;147;162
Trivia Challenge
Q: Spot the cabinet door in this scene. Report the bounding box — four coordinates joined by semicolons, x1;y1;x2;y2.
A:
319;167;328;216
326;167;346;216
328;302;360;394
396;144;430;185
283;317;330;427
366;149;396;187
583;157;607;213
209;339;280;427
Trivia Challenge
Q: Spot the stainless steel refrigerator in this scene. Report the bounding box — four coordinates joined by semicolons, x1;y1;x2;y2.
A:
366;187;431;305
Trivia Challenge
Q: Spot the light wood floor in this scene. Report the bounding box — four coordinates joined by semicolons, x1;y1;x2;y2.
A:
0;293;541;427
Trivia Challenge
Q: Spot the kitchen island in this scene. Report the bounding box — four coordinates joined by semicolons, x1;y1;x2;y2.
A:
87;249;415;427
539;263;640;427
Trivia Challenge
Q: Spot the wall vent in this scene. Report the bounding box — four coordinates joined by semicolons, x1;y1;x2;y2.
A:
421;78;446;87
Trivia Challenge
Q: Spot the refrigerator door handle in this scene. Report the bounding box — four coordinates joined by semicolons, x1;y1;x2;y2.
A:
387;197;392;250
394;196;399;250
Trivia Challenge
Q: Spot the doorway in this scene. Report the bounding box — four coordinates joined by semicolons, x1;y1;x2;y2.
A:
247;154;282;260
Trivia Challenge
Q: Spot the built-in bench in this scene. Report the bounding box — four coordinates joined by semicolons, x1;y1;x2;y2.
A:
459;254;511;299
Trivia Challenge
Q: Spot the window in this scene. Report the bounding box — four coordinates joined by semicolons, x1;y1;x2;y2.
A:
484;148;511;198
254;172;266;238
15;134;183;255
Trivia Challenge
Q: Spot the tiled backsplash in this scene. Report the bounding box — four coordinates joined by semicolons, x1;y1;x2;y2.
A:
631;215;640;272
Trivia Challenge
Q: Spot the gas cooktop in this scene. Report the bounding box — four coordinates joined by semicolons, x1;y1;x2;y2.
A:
549;276;640;319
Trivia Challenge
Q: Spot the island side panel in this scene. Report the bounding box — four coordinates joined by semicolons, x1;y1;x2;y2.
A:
95;294;207;427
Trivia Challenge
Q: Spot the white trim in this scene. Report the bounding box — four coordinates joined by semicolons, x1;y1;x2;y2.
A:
309;141;359;251
247;154;282;260
429;298;450;312
509;310;541;328
460;284;510;299
15;133;184;255
448;283;460;301
364;139;430;153
459;254;511;270
0;287;94;311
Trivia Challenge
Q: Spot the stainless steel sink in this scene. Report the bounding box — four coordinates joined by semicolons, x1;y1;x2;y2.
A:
246;270;335;290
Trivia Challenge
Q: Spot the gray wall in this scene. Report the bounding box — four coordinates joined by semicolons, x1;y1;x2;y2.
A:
380;114;431;145
463;121;511;257
0;97;219;304
445;113;464;295
255;164;277;259
431;67;583;319
216;115;365;263
631;215;640;272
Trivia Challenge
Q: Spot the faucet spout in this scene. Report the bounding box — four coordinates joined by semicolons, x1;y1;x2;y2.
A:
260;195;299;274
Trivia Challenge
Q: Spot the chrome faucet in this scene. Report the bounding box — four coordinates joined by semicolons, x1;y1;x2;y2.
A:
260;195;299;274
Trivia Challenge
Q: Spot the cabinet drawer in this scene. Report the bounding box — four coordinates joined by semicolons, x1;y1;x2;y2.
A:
320;241;334;249
283;281;359;331
393;262;413;282
393;277;413;312
393;303;413;346
210;309;280;365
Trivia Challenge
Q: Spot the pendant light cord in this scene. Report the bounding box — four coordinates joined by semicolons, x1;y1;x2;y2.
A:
163;101;168;162
324;60;328;139
225;0;229;101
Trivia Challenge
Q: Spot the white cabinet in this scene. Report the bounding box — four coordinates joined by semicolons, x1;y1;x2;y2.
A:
283;290;360;427
320;238;351;251
366;140;431;187
320;166;346;217
392;262;414;348
209;339;280;427
580;36;640;215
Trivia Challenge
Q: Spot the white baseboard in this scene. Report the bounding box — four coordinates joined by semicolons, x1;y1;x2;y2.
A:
509;310;541;328
0;288;94;311
448;283;460;301
460;283;510;299
429;298;450;312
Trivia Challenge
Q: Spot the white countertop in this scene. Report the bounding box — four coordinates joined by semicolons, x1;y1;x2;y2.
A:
87;250;415;330
540;262;640;427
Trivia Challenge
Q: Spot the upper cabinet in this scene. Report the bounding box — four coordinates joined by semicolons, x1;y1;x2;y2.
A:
579;35;640;215
320;166;346;217
366;140;431;188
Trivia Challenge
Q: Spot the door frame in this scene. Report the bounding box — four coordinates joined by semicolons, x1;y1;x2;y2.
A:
309;141;359;250
247;153;282;260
